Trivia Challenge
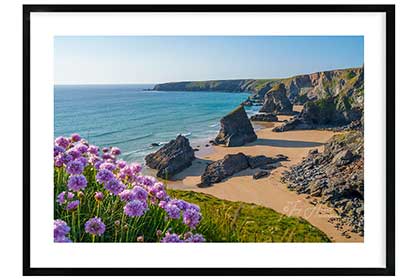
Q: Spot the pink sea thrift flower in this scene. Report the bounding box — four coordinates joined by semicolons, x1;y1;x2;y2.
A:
71;133;81;142
104;178;125;195
54;219;71;242
84;217;106;236
65;159;85;175
161;233;183;243
116;160;127;169
111;147;121;156
94;191;104;202
55;136;70;149
124;200;148;217
56;191;75;205
96;169;114;184
66;200;80;211
67;175;87;191
99;162;116;171
87;145;99;156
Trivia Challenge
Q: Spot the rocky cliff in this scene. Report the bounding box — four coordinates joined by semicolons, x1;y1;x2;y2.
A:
152;67;364;105
282;131;364;236
259;84;294;115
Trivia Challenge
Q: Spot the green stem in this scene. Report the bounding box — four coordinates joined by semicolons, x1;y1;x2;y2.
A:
119;214;125;242
96;201;100;217
126;221;130;242
77;205;81;241
71;212;76;241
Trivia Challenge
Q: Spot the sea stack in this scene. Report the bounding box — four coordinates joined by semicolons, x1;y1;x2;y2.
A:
214;105;257;147
145;135;195;179
259;83;293;115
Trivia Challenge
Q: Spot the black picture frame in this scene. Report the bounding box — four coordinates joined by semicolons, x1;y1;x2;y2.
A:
22;4;395;276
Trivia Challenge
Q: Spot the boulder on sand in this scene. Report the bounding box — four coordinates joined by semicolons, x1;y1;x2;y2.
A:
250;113;278;122
145;135;195;179
253;170;270;180
198;153;249;187
259;84;293;115
247;154;288;169
214;106;257;147
198;153;289;187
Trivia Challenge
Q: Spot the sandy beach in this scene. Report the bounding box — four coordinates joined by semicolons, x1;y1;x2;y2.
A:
167;108;363;242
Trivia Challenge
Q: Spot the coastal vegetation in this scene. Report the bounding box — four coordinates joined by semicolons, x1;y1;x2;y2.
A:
168;190;331;242
54;134;205;243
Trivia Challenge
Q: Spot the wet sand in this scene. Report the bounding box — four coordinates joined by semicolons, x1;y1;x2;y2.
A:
167;108;363;242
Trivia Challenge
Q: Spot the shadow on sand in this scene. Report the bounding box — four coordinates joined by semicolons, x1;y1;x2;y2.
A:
171;158;212;181
245;138;325;148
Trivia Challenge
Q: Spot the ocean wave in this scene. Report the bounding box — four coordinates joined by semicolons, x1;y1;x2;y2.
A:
182;132;192;137
91;129;126;138
103;133;154;146
209;123;219;128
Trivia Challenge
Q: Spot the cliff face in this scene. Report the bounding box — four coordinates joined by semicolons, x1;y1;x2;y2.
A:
259;84;294;115
282;131;364;236
152;67;364;105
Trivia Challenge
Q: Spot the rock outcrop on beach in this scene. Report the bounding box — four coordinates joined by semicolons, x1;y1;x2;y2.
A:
250;113;278;122
152;67;364;106
247;154;288;169
145;135;195;179
199;153;250;187
273;92;364;132
253;170;270;180
282;131;364;235
199;153;288;187
214;106;257;147
259;84;294;115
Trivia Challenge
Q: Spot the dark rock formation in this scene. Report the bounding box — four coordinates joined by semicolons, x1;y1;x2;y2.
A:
272;117;310;132
241;98;253;106
273;95;364;132
250;113;278;122
247;154;288;169
199;153;249;187
253;170;270;180
198;153;288;187
333;149;354;167
145;135;195;179
282;131;364;234
214;106;257;147
259;84;293;115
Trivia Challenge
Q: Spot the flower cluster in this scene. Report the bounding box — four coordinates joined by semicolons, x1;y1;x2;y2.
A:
53;134;205;243
85;217;106;236
160;231;205;243
54;219;72;242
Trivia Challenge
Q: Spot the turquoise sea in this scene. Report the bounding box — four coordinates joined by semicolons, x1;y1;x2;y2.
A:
54;84;258;163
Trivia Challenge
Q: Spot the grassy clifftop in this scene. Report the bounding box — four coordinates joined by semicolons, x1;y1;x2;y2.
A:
153;67;363;105
169;189;330;242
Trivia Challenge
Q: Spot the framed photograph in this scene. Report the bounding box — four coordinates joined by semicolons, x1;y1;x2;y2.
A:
23;4;395;276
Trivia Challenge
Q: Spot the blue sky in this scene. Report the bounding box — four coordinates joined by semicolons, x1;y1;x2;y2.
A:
54;36;363;84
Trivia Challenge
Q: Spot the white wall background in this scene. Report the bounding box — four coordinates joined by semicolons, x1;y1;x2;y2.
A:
0;0;417;279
